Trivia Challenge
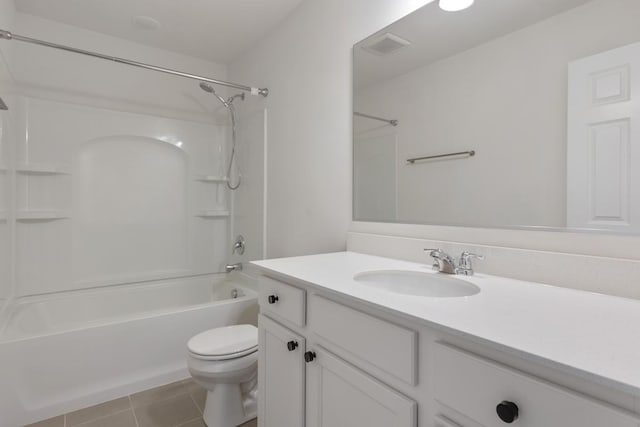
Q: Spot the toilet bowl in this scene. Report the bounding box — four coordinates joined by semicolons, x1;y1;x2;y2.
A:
187;324;258;427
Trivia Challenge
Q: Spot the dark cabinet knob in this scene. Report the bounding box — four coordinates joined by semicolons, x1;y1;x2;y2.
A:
304;351;316;363
267;295;279;304
496;401;519;423
287;340;298;351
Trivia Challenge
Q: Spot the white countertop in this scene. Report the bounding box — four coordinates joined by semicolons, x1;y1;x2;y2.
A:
252;251;640;396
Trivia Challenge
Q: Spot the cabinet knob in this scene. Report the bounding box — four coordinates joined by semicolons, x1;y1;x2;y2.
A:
267;295;279;304
496;401;519;423
304;351;316;363
287;340;298;351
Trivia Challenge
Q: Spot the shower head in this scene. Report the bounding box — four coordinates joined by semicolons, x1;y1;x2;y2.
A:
199;82;246;108
199;82;214;93
199;81;230;107
198;81;243;190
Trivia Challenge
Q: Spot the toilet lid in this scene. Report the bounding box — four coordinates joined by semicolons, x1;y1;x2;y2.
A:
188;324;258;357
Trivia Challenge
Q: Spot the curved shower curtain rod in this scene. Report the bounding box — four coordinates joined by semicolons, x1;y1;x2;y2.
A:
0;28;269;97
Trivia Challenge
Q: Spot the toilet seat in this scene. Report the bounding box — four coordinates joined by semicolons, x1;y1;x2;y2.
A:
188;324;258;360
189;346;258;361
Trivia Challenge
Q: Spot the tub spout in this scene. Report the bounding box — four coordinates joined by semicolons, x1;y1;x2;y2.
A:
225;263;243;273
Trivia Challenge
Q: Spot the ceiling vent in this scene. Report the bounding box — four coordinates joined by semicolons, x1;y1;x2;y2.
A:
361;33;411;56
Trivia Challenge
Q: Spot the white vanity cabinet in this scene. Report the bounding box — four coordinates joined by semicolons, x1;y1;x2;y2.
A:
256;271;640;427
258;276;418;427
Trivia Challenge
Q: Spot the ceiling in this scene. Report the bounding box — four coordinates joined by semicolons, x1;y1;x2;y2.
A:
14;0;304;64
354;0;593;90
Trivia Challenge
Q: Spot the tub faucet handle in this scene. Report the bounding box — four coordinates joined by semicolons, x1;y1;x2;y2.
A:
232;235;245;255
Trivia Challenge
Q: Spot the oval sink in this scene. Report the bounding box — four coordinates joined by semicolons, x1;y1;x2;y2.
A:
353;270;480;298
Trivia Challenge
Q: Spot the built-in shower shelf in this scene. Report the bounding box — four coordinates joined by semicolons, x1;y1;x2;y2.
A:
195;175;228;183
17;164;70;175
195;210;230;218
16;210;70;220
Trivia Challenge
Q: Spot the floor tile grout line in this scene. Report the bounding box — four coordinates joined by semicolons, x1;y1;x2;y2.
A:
69;407;132;427
129;381;193;408
131;389;193;409
188;392;204;416
128;395;140;427
174;416;203;427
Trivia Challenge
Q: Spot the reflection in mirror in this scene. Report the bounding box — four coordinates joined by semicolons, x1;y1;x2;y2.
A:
353;0;640;234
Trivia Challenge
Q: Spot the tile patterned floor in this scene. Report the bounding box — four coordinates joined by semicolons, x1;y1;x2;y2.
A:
25;379;257;427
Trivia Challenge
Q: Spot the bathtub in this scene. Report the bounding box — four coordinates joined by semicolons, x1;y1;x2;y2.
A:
0;274;258;426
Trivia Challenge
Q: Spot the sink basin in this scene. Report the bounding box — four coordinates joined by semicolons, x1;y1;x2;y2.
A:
353;270;480;298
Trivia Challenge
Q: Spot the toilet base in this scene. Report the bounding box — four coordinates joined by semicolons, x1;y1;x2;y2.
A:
202;380;257;427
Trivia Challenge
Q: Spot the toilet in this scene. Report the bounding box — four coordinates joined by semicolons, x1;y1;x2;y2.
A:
187;324;258;427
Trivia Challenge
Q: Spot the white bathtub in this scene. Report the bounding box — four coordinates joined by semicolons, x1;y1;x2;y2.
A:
0;274;258;427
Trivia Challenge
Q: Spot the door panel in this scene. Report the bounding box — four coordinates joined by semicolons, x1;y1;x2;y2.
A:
258;315;305;427
567;42;640;231
306;346;416;427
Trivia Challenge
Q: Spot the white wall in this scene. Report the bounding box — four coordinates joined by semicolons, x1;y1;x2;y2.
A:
230;0;433;258
353;127;397;221
354;0;640;229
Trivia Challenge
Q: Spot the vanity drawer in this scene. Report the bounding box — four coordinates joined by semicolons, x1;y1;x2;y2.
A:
259;276;306;327
309;294;417;385
433;343;638;427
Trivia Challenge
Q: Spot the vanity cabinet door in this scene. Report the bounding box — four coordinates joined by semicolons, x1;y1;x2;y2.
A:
433;343;639;427
258;315;306;427
305;346;417;427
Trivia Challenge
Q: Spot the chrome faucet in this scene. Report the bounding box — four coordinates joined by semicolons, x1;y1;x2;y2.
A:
424;248;457;274
424;249;484;276
225;263;243;273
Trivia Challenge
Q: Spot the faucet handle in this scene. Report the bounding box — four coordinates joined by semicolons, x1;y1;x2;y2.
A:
424;248;443;256
460;251;484;261
232;235;245;255
460;251;484;265
458;251;484;275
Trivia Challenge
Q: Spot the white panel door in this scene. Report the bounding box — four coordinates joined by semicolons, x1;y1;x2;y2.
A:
567;42;640;231
306;346;416;427
258;315;306;427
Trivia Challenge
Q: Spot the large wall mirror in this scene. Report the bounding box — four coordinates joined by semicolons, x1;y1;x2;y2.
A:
353;0;640;234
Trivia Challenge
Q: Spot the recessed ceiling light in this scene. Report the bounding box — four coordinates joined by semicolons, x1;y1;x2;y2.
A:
132;16;161;31
439;0;474;12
